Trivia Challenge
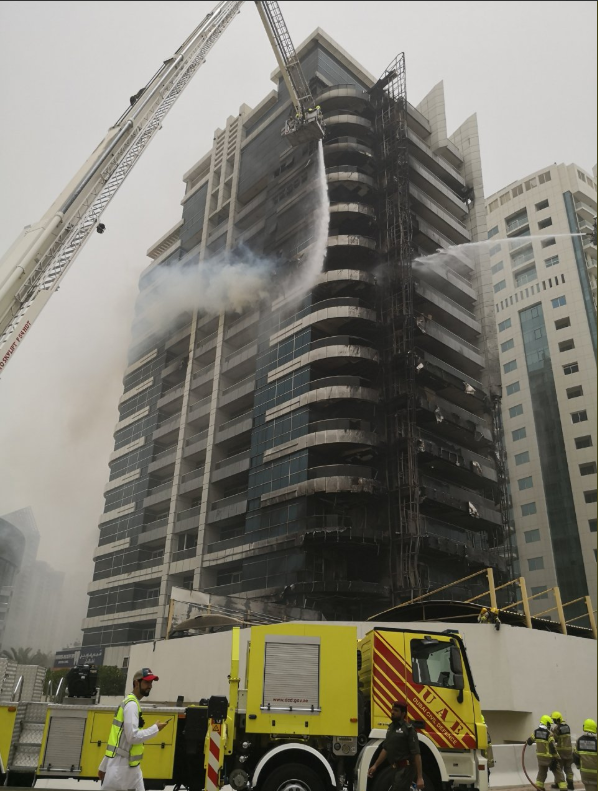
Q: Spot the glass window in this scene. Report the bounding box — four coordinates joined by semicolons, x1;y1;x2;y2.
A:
515;266;538;286
518;476;533;490
575;436;593;449
563;362;579;375
499;318;512;332
509;404;524;418
531;585;548;599
515;451;530;465
521;502;537;516
506;381;521;395
589;519;597;533
494;279;507;293
566;385;583;399
538;171;551;184
525;178;537;191
580;462;597;476
528;556;544;571
545;255;559;268
572;410;588;424
542;238;557;248
512;184;524;198
535;199;549;211
551;296;567;308
539;219;553;232
555;317;571;330
489;243;502;256
491;261;504;276
501;338;515;352
488;226;499;239
584;490;597;503
411;639;462;689
504;360;517;373
559;339;575;352
524;529;540;543
512;427;527;441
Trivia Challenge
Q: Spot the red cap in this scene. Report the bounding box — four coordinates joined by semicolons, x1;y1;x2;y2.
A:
133;667;159;682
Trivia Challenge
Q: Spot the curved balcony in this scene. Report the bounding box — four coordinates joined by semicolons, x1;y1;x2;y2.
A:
317;268;377;291
260;463;382;508
329;201;376;224
263;417;381;463
326;167;376;200
324;136;375;168
269;297;377;345
317;84;372;113
264;374;379;423
323;112;373;138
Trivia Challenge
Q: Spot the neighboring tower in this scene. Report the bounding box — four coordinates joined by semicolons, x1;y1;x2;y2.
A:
1;508;65;653
82;30;509;654
0;518;25;650
486;163;597;622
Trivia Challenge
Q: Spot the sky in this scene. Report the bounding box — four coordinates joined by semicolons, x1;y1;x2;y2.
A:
0;0;596;650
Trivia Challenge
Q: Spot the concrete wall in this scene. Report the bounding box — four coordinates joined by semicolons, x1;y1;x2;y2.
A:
126;620;597;744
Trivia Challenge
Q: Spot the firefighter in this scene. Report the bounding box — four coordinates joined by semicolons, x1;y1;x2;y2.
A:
478;607;490;624
478;607;501;630
527;715;566;791
98;668;168;791
368;700;425;791
574;719;597;791
551;711;575;790
481;715;495;776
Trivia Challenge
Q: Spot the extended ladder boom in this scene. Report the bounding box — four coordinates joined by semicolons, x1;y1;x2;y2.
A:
0;0;244;371
255;1;324;146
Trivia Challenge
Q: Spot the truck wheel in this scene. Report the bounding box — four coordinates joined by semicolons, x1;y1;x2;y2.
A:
261;763;326;791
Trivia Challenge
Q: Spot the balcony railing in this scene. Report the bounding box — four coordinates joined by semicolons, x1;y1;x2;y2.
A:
210;491;247;511
185;429;209;447
218;411;253;432
176;505;202;522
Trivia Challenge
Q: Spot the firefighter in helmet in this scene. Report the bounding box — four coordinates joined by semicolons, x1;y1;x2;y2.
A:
527;715;566;791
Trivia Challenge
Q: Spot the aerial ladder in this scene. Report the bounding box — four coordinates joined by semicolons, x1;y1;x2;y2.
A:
0;1;323;373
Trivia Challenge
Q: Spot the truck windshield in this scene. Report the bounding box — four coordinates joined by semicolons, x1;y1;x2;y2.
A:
411;639;462;690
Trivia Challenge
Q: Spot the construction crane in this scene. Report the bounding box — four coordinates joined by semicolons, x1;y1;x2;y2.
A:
0;1;324;373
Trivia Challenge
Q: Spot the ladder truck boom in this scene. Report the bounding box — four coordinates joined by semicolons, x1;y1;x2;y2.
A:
0;0;245;372
0;0;321;374
255;1;325;145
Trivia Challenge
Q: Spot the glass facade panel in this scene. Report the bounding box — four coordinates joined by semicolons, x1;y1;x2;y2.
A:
519;302;587;606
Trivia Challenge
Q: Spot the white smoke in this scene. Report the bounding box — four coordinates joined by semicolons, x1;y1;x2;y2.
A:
138;247;274;334
137;141;330;333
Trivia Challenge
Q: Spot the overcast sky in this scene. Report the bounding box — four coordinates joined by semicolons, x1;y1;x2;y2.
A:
0;1;596;649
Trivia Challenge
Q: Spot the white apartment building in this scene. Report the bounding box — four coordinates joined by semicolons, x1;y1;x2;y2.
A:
486;163;597;622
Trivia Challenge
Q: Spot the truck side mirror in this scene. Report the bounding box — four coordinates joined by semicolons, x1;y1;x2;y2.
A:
450;644;462;675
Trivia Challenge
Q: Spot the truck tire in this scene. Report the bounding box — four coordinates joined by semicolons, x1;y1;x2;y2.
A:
372;768;436;791
261;762;326;791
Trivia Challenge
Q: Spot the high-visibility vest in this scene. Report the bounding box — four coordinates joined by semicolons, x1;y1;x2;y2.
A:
532;726;557;760
577;734;597;780
554;722;572;757
105;694;144;767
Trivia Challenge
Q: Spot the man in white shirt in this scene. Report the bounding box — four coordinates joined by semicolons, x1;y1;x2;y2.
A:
98;668;167;791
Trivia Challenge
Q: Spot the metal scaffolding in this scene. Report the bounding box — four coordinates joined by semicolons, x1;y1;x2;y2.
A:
372;54;421;602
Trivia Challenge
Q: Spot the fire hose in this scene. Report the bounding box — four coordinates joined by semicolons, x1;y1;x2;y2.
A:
521;743;565;791
522;742;540;789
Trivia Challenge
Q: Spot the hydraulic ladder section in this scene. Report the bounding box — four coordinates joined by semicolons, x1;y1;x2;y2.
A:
0;0;244;371
255;1;325;145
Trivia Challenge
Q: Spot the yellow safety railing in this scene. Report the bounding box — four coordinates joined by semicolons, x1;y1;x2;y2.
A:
369;568;596;639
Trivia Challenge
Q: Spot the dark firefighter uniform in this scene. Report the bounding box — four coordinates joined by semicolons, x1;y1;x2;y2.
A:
528;720;566;791
382;719;421;791
575;725;597;791
551;715;574;790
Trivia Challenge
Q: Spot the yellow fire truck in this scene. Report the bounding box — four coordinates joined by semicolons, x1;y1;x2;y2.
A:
0;623;488;791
